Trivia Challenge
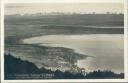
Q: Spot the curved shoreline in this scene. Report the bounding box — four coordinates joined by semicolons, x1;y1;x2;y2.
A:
21;34;124;73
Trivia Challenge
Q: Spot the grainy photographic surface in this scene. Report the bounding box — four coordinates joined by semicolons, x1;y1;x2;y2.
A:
4;1;124;80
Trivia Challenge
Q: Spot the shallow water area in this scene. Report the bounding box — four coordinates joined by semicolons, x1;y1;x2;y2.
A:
23;34;124;73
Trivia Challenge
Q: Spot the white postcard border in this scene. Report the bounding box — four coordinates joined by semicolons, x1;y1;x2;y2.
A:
1;0;128;82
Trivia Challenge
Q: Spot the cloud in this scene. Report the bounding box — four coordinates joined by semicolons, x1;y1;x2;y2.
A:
5;4;24;9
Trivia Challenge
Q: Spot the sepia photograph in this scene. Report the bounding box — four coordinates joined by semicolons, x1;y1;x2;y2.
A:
1;0;128;82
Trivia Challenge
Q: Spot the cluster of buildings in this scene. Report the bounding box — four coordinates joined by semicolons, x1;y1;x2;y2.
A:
43;56;86;75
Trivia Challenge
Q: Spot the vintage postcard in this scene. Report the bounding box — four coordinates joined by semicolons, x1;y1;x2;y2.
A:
1;0;128;82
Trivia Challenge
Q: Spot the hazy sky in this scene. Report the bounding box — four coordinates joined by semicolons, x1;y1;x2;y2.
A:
5;3;123;15
4;0;124;3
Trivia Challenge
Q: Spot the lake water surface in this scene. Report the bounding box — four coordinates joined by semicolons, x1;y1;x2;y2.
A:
23;34;124;73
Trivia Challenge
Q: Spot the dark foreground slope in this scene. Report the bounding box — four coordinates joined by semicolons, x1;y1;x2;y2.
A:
4;53;85;79
4;53;124;79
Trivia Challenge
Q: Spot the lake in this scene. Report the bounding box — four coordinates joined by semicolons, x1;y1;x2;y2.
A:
23;34;124;73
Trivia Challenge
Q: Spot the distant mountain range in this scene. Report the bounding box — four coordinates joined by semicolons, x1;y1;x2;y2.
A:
5;12;124;17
